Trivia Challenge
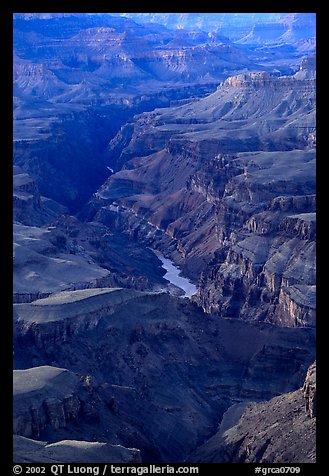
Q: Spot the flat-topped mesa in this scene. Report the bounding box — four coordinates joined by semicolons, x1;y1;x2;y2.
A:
14;288;155;350
13;364;143;465
223;71;272;88
14;287;145;325
220;69;315;91
14;288;176;354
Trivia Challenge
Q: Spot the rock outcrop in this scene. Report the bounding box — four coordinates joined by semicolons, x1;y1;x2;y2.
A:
12;15;316;465
13;166;68;226
13;366;85;438
302;361;316;418
14;14;260;213
189;362;316;463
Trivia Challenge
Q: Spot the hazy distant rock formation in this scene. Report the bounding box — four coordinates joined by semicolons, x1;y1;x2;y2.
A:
14;14;315;211
117;13;315;51
13;14;263;212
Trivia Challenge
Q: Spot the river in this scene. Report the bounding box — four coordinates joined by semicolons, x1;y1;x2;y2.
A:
154;251;197;298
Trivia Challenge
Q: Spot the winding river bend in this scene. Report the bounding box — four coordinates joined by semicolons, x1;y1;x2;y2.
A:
154;251;197;298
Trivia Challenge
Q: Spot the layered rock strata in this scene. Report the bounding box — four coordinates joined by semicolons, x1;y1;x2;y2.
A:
83;65;316;327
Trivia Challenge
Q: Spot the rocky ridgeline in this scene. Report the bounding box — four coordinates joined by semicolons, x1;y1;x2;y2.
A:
14;436;141;464
222;70;315;92
16;13;261;212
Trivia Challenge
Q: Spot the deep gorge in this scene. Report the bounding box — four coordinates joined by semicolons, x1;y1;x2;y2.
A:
13;13;316;465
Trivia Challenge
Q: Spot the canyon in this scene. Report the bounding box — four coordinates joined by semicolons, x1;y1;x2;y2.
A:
13;288;315;463
13;13;316;464
83;57;316;328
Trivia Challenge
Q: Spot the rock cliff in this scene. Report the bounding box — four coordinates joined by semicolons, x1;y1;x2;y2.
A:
14;14;262;212
13;166;68;226
14;366;85;438
13;364;141;463
83;65;316;327
189;362;316;463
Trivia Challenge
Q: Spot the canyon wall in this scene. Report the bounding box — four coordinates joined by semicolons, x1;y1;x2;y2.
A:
83;66;316;327
13;288;315;462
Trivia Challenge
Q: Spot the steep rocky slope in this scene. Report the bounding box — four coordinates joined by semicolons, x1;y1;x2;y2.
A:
13;163;168;303
83;59;316;327
189;361;316;463
13;288;315;462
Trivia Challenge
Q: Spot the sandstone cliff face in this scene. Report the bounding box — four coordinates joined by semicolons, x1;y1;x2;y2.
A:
302;361;316;418
189;362;316;463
